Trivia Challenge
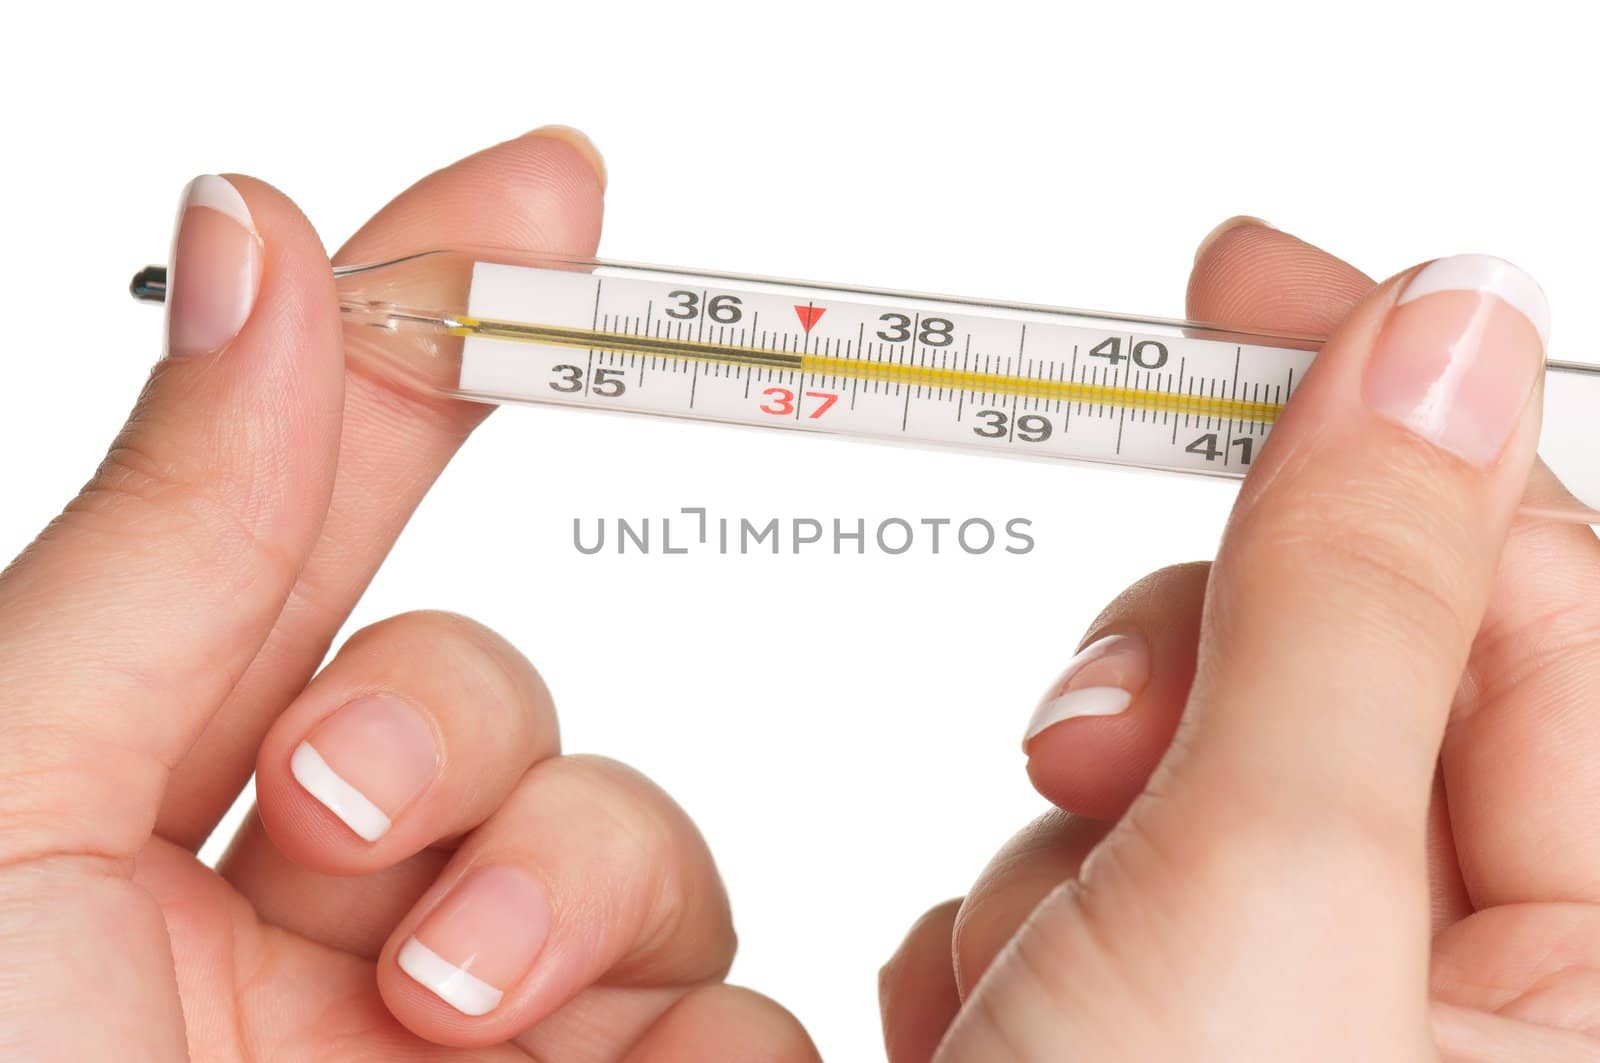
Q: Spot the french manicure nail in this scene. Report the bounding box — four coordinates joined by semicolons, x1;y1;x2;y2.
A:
1364;254;1548;467
1022;633;1150;750
290;695;439;842
165;175;262;359
399;865;551;1016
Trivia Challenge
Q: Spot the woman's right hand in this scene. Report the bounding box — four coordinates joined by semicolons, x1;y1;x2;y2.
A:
0;129;817;1062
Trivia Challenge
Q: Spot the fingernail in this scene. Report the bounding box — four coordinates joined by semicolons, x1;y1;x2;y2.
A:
399;865;551;1016
529;124;607;190
1022;633;1150;749
1364;254;1549;467
1194;215;1273;264
165;175;262;358
290;695;439;842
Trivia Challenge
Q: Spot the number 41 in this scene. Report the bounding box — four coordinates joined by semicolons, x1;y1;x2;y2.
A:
1185;433;1253;465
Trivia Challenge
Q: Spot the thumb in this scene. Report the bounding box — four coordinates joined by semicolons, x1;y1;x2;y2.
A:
940;255;1548;1061
0;175;344;865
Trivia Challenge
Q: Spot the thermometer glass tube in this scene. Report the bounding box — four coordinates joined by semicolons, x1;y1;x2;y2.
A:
129;248;1600;524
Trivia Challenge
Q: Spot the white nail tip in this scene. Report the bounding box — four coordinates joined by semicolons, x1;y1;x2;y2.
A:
398;938;504;1016
183;174;256;233
1022;687;1134;745
1398;254;1550;348
290;742;392;842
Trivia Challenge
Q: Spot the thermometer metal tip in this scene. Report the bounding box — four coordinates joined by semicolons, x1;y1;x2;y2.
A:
130;266;167;304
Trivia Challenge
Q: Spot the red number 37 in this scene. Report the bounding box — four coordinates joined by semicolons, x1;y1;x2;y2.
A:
760;387;839;419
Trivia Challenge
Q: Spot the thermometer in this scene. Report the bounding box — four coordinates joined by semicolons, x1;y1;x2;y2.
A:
129;248;1600;523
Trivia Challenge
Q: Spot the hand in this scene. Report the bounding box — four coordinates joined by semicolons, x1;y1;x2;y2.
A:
0;130;816;1061
881;223;1600;1060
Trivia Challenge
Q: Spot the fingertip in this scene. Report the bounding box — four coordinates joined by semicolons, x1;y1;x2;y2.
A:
374;754;734;1047
1193;215;1274;265
218;173;333;274
1022;563;1208;819
1024;716;1155;821
880;899;962;1063
952;812;1110;998
1021;633;1151;818
624;984;822;1063
525;124;607;192
1187;218;1374;337
207;173;343;377
338;127;606;267
163;175;263;361
1022;633;1147;750
254;610;558;876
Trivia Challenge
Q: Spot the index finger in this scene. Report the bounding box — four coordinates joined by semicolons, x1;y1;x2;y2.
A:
156;128;606;847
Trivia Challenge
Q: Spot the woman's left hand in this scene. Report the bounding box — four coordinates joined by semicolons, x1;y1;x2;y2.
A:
880;221;1600;1062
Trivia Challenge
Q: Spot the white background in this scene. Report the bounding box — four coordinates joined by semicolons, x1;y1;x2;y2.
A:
2;1;1596;1057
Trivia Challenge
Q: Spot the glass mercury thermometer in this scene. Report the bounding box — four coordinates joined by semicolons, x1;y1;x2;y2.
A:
128;248;1600;524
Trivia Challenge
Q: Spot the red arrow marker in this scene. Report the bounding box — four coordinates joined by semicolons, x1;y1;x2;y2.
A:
794;304;826;334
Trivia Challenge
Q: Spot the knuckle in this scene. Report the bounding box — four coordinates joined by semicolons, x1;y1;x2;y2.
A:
346;609;493;650
1231;479;1479;651
661;986;817;1061
714;989;816;1062
1226;802;1416;893
887;898;961;982
1136;560;1213;597
536;755;685;862
1123;785;1416;933
538;754;730;970
0;731;164;866
342;611;551;727
957;887;1094;1060
1466;557;1600;720
1093;561;1211;629
952;901;1013;999
1475;602;1600;678
71;439;300;598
